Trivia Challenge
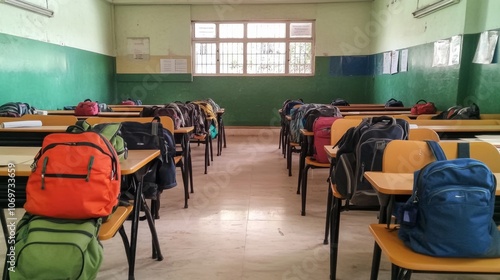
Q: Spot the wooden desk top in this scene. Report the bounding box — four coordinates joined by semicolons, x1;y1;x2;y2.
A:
338;107;411;112
0;125;192;135
175;126;194;134
0;126;68;132
300;129;314;136
108;107;144;112
97;112;141;117
364;172;500;196
324;145;338;158
415;125;500;133
46;110;142;117
0;147;160;177
47;110;74;115
342;111;411;116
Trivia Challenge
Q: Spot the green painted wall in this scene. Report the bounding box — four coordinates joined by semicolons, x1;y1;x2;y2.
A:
0;33;116;109
116;56;373;126
371;0;500;114
372;43;460;110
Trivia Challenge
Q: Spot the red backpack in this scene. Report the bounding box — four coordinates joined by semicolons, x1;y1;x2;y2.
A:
75;99;99;116
24;132;121;219
313;117;342;163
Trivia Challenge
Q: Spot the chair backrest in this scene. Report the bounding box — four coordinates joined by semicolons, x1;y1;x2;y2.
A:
439;141;500;172
330;118;361;145
20;115;79;126
383;140;500;173
382;140;436;173
408;128;440;141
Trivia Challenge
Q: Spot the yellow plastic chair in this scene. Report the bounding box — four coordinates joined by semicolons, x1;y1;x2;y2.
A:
408;128;440;141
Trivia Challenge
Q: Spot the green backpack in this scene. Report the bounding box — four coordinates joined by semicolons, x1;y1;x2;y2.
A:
10;213;103;280
67;120;128;160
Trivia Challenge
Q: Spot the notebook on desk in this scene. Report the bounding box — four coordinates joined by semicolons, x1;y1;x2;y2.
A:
0;120;43;128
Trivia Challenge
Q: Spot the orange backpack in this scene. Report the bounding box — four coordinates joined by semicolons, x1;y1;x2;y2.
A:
25;132;121;219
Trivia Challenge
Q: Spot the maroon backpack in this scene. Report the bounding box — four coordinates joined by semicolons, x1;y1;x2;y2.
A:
74;100;99;116
313;117;342;163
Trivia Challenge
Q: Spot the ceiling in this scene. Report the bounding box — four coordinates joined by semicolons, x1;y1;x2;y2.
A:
107;0;372;5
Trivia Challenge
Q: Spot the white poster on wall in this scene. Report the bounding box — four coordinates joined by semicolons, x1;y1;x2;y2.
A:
390;50;399;74
383;52;391;74
400;49;409;72
473;30;499;64
448;35;462;66
127;37;150;60
432;39;450;67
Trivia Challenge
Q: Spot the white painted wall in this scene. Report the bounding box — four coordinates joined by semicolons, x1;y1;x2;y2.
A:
370;0;467;53
0;0;115;55
114;2;372;72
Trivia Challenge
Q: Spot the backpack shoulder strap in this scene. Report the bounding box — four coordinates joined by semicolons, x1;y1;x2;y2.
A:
426;140;447;161
457;142;470;158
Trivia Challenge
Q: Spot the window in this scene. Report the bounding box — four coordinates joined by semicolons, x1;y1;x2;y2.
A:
193;21;314;76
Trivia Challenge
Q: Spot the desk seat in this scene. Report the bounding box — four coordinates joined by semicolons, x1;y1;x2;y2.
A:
99;205;134;240
369;224;500;279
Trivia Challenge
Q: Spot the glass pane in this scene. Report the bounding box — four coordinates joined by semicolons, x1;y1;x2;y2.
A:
290;23;312;38
194;43;217;74
194;23;216;38
246;42;286;74
247;23;286;38
220;43;244;74
220;24;244;39
289;42;312;74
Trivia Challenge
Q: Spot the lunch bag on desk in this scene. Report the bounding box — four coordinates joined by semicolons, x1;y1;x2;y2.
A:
398;141;500;257
410;99;437;115
10;213;103;280
385;98;404;107
75;99;99;116
24;132;121;219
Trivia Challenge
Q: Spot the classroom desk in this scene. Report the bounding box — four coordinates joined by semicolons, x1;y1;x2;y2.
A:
47;110;141;118
341;110;411;116
0;125;194;210
0;148;161;280
415;125;500;139
337;107;411;112
364;171;500;280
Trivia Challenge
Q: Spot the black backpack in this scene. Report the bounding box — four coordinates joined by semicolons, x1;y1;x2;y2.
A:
119;119;177;199
0;102;36;117
331;98;350;106
385;98;404;107
432;103;480;120
303;105;342;131
332;116;409;207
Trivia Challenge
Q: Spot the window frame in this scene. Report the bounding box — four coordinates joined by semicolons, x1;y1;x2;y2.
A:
192;20;315;77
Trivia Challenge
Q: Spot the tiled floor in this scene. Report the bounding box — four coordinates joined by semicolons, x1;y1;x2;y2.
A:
2;131;499;279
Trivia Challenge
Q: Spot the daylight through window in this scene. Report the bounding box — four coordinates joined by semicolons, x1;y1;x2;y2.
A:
193;21;314;76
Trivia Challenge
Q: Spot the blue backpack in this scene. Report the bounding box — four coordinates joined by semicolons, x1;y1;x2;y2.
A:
398;141;500;257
